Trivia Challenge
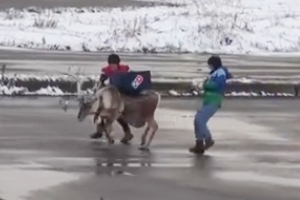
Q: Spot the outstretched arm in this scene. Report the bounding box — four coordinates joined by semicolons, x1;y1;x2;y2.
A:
92;73;108;94
100;73;108;84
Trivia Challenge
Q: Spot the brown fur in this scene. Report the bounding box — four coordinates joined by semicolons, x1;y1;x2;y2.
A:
120;90;160;150
79;80;160;150
77;85;124;144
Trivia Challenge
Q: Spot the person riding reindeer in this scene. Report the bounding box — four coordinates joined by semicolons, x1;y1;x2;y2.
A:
78;52;159;150
90;53;132;141
99;54;130;86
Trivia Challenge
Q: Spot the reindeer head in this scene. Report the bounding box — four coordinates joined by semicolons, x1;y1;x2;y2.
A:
77;95;96;122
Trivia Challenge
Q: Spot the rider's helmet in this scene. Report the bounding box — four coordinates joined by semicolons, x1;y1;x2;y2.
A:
107;54;121;65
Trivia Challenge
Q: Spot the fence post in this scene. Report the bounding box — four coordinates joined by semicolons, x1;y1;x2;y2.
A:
294;85;298;97
1;64;6;85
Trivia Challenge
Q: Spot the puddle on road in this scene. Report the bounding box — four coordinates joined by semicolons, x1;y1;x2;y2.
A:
0;163;84;200
35;156;194;169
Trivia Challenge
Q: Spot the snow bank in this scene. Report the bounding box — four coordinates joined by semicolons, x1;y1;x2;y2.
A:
2;73;300;84
0;84;294;97
0;0;300;53
168;89;294;97
0;85;70;96
0;73;298;96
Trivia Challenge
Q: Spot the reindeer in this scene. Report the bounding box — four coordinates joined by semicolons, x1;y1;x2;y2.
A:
77;85;124;144
59;67;133;143
88;77;134;143
60;68;160;151
77;85;161;151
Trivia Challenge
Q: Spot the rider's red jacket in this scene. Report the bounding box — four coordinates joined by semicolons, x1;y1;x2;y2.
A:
101;64;130;77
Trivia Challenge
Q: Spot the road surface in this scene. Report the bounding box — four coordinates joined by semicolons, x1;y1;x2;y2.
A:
1;49;300;82
0;97;300;200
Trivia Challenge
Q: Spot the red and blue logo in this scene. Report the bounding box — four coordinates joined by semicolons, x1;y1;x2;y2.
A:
131;75;144;89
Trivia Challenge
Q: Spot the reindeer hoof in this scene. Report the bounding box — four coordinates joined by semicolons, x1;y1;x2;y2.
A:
120;138;129;144
108;139;115;145
138;146;150;151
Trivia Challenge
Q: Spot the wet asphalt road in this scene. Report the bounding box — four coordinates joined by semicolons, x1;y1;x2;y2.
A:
1;49;300;81
1;97;300;200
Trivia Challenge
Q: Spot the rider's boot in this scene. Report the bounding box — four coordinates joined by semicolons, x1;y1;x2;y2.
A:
90;123;104;139
120;131;134;144
90;132;103;139
189;140;205;154
118;118;133;144
204;137;215;150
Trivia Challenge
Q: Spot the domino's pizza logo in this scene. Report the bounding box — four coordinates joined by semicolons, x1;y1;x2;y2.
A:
131;75;144;89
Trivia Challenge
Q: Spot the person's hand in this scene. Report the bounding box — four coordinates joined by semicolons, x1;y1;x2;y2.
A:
192;78;207;92
100;74;107;82
197;77;208;90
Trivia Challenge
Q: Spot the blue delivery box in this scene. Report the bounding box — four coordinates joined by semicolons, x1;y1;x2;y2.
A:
109;71;152;96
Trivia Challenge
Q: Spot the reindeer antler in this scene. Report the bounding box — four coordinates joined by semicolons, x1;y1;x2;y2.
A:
58;66;87;112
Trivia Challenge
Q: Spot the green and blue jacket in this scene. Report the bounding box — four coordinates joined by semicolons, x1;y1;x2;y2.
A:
202;66;232;107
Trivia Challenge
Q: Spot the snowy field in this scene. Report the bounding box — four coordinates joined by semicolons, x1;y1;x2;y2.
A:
0;0;300;53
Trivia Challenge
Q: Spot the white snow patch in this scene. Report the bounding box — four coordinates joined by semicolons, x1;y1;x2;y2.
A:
226;92;294;97
0;0;300;53
0;85;70;96
0;164;83;200
34;86;65;95
0;85;28;95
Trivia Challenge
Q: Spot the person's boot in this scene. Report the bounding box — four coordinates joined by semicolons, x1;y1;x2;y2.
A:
120;132;134;144
189;140;205;154
91;119;105;139
90;132;103;139
204;138;215;150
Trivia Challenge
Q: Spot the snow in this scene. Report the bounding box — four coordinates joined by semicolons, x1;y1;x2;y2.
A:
0;0;300;53
0;73;296;96
0;84;293;97
2;73;300;84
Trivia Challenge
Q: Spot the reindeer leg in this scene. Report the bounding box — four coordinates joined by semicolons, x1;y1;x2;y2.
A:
102;118;115;145
141;125;149;146
145;119;158;148
93;110;100;124
139;118;158;151
93;104;103;124
138;125;150;151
